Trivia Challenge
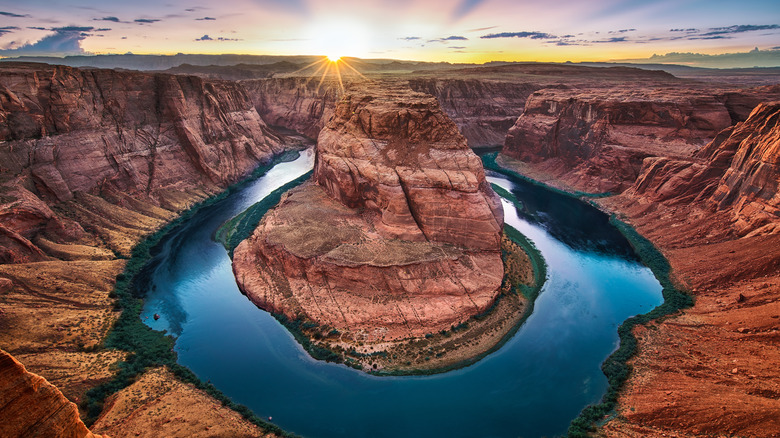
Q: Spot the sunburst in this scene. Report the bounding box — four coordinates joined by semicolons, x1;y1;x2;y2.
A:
287;55;369;94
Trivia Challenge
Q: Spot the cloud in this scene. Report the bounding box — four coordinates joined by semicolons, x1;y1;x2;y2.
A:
94;16;121;23
449;46;466;49
481;31;556;40
670;28;698;32
196;17;216;21
399;36;421;41
452;0;486;20
608;29;636;34
0;27;91;57
593;36;628;43
0;11;28;18
27;27;47;30
95;28;112;32
468;26;497;32
0;26;19;36
442;35;467;41
700;24;780;37
134;18;161;24
195;34;241;42
53;26;94;32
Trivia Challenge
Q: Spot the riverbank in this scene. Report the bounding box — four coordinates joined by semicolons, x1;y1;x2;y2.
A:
82;151;310;436
483;152;695;437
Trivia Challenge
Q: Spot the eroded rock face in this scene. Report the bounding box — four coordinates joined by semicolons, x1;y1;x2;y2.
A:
0;349;103;438
234;85;504;341
242;77;340;139
408;78;540;147
0;62;284;261
502;88;734;192
629;101;780;236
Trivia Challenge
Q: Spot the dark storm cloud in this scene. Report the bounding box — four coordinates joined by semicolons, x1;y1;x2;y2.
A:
0;11;28;18
481;31;556;40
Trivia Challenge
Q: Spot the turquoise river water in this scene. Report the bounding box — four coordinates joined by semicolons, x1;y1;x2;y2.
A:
141;148;663;437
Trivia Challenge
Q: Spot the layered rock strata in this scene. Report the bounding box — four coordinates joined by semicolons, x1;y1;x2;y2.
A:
0;62;284;261
497;96;780;436
234;85;504;341
628;101;780;237
502;88;734;193
0;62;287;434
0;349;103;438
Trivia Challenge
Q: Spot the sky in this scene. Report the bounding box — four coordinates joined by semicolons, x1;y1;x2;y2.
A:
0;0;779;64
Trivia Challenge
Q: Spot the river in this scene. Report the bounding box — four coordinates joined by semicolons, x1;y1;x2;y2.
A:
141;148;662;437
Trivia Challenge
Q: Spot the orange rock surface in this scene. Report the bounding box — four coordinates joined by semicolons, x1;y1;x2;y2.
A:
0;349;104;438
234;84;504;341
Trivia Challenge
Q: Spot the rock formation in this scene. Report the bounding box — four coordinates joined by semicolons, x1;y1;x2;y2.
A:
502;87;734;192
242;77;341;139
628;101;780;237
0;62;285;262
408;78;539;147
0;349;103;438
0;62;289;436
233;85;504;341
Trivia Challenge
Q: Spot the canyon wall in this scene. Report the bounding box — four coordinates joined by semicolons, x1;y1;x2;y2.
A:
233;84;504;341
242;77;340;139
628;101;780;237
501;84;780;194
0;62;287;435
0;349;103;438
0;62;285;262
407;78;539;147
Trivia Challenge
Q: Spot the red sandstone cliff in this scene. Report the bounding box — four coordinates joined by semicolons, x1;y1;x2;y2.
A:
629;101;780;237
241;77;341;139
502;87;734;192
407;78;539;147
0;349;104;438
0;62;285;262
233;84;504;341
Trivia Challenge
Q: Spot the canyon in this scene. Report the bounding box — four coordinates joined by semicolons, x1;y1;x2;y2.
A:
0;58;779;437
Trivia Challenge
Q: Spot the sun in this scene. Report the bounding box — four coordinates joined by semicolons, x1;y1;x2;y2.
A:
326;54;341;63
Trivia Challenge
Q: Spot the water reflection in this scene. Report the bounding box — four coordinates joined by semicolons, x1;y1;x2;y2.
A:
487;170;637;260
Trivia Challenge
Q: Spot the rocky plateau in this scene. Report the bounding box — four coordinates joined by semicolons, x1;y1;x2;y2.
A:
233;84;505;344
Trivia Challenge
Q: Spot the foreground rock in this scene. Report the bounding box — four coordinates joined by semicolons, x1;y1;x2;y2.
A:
92;367;275;438
0;349;104;438
234;85;505;354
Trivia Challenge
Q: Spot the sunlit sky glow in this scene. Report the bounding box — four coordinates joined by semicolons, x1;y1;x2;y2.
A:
0;0;778;64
